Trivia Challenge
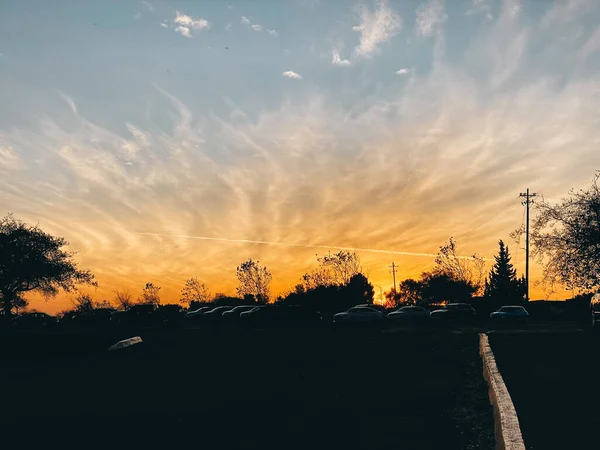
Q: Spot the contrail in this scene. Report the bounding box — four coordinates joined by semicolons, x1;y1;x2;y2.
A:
134;232;488;260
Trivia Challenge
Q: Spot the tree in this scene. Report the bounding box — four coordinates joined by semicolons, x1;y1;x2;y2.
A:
72;294;95;313
301;250;362;289
113;289;134;310
395;278;423;307
434;237;486;294
71;294;114;313
516;173;600;292
419;271;477;305
0;214;97;317
180;278;211;307
345;273;374;305
139;282;161;306
236;259;272;303
95;299;114;309
483;240;525;305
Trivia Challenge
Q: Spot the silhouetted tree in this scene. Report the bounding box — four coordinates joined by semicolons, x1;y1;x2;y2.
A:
71;294;114;313
419;271;477;305
0;214;97;317
345;273;374;305
72;294;95;313
513;172;600;292
95;299;114;309
180;277;211;307
302;250;362;289
483;240;525;305
236;259;272;303
396;278;423;306
279;272;376;320
139;282;161;306
113;289;134;310
435;237;486;294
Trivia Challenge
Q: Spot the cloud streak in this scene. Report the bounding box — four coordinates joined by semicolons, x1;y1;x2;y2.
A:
133;232;487;259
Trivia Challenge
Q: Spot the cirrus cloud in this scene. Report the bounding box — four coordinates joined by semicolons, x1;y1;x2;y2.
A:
353;0;402;58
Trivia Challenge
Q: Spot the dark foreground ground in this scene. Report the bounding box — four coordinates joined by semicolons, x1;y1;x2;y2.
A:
490;330;600;450
0;327;494;449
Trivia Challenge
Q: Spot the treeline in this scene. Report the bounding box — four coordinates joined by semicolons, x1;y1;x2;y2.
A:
0;208;529;320
4;167;600;320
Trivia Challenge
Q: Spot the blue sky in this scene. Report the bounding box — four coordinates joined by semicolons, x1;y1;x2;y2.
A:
1;0;600;310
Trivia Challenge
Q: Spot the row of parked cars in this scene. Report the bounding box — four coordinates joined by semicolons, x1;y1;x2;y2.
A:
4;303;531;330
332;303;530;325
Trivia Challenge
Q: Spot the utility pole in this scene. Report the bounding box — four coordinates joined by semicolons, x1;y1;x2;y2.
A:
389;262;398;295
520;188;537;302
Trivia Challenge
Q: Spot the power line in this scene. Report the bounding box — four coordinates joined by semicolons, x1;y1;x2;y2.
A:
514;205;526;262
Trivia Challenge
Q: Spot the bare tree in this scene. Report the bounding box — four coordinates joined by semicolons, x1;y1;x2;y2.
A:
236;259;272;303
113;289;134;310
513;172;600;292
139;282;161;306
434;237;486;294
301;250;363;289
180;277;211;306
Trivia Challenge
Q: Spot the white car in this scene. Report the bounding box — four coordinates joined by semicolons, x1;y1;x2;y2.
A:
184;306;211;320
333;306;384;324
387;306;430;323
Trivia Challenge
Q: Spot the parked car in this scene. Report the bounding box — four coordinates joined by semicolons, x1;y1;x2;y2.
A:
591;294;600;329
490;305;529;323
429;303;476;322
11;312;58;328
387;306;430;323
184;306;211;321
221;305;260;323
240;305;321;328
333;306;384;325
354;304;388;315
202;306;235;324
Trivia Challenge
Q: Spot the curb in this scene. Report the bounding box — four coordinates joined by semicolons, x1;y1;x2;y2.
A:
108;336;143;351
479;333;526;450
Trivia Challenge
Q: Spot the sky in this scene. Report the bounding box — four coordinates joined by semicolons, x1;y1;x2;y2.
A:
1;0;600;313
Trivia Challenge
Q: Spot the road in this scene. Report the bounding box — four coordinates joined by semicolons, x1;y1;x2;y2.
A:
0;327;494;449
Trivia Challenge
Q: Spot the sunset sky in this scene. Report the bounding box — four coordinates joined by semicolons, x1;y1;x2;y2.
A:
1;0;600;313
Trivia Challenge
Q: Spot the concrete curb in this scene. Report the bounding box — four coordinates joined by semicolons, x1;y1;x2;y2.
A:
108;336;143;351
479;333;526;450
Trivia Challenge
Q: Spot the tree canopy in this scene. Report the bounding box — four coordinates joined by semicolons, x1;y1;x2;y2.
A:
0;214;96;316
522;173;600;292
139;282;161;306
301;250;362;289
180;277;211;306
236;259;272;303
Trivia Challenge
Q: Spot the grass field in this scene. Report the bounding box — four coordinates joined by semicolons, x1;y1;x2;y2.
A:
0;327;494;449
489;330;600;450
